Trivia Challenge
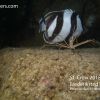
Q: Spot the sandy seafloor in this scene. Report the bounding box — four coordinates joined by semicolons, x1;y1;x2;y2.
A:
0;47;100;100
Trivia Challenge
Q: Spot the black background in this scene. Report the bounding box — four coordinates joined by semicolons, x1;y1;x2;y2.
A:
0;0;100;48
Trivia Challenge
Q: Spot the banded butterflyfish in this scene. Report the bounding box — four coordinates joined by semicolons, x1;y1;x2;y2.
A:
39;9;94;49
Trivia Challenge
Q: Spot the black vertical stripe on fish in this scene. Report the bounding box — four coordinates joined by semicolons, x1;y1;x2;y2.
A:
41;13;57;41
65;12;78;41
45;13;57;30
47;11;64;41
44;14;57;41
43;31;49;42
78;15;84;33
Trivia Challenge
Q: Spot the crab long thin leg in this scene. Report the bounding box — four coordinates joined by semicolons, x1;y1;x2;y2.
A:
72;40;95;48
